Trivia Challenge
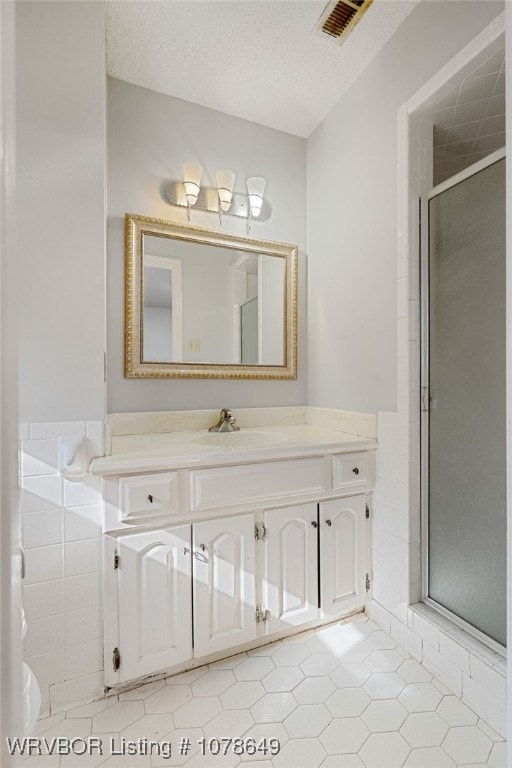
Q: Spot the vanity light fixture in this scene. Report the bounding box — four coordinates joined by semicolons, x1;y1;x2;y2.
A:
182;161;203;218
247;176;266;218
215;170;236;213
247;176;266;231
167;166;269;223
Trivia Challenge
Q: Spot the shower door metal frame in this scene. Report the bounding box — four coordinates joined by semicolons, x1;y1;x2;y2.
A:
420;146;506;656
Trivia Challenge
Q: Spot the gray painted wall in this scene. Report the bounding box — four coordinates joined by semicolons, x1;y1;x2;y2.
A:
16;1;106;422
307;0;504;414
107;78;307;413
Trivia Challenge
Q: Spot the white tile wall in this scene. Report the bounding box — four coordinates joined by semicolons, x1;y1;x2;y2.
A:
422;641;463;696
20;421;105;717
367;594;507;736
439;632;470;675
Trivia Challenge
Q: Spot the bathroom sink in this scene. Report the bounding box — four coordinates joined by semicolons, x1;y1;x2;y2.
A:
194;431;288;448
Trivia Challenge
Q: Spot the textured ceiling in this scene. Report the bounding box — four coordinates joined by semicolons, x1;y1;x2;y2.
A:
106;0;420;138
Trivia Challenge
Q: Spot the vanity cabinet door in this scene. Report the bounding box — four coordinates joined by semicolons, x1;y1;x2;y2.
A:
264;503;319;634
117;526;192;683
320;496;366;618
193;513;257;658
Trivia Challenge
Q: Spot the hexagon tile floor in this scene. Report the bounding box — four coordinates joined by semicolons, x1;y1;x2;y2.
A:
27;614;507;768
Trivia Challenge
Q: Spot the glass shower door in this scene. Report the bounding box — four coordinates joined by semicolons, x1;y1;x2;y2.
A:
423;152;506;648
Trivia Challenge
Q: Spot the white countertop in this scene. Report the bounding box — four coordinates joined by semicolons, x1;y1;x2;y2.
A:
90;424;377;476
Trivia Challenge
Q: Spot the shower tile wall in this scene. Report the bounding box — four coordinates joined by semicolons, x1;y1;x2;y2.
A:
20;421;106;717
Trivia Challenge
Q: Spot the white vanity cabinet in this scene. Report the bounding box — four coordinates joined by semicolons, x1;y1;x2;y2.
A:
264;503;319;634
112;525;193;683
105;498;369;687
320;496;367;619
106;512;258;686
97;440;375;689
262;498;367;635
193;513;257;658
119;472;180;521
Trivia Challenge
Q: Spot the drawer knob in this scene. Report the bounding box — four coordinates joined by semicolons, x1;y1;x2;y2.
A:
352;467;359;475
325;519;332;527
200;543;206;552
147;494;154;503
311;521;318;529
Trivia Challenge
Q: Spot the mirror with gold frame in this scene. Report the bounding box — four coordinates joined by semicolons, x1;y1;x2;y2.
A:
125;214;298;379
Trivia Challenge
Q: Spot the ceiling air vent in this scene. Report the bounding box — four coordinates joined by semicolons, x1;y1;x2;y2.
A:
315;0;373;45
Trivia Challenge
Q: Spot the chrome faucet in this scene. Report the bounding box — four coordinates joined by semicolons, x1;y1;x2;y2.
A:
209;408;240;433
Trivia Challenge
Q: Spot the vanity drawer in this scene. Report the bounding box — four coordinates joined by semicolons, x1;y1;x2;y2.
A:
191;457;327;511
332;452;370;491
119;472;180;520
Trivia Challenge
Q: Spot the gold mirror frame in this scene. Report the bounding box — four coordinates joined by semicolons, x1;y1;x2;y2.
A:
125;213;298;379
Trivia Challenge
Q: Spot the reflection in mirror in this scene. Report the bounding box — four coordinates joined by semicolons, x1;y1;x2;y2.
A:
142;236;285;366
142;254;182;363
125;214;297;379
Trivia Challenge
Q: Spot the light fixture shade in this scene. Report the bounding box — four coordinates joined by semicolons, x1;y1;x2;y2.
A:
215;170;236;212
247;176;266;217
182;161;203;206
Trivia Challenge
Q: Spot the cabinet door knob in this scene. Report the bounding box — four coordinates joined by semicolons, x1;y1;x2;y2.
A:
352;467;359;475
147;494;153;503
200;543;206;552
325;519;332;527
311;521;318;528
